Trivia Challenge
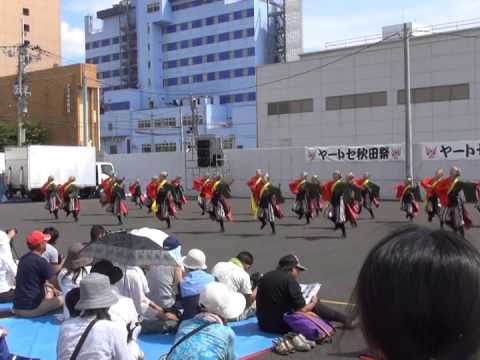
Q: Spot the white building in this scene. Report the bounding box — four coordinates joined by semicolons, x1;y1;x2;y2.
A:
257;22;480;148
85;0;303;154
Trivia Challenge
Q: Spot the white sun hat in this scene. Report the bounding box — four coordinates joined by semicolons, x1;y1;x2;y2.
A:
200;282;246;320
182;249;207;270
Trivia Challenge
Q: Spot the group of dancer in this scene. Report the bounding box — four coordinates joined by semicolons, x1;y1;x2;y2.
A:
40;176;80;221
396;166;480;236
40;166;479;238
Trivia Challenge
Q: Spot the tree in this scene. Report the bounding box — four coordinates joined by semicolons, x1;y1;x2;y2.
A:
24;121;48;145
0;120;48;149
0;121;16;149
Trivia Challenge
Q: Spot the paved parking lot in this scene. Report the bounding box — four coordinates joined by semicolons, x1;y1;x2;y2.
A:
1;198;479;359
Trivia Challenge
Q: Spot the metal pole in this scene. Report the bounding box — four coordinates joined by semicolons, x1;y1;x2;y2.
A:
403;23;413;179
179;105;184;152
16;20;26;146
82;69;90;146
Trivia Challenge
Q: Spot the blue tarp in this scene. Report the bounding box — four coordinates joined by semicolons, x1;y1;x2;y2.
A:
1;315;276;359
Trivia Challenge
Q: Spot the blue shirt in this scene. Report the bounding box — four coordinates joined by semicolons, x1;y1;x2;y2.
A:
180;270;215;297
169;317;236;360
13;252;53;310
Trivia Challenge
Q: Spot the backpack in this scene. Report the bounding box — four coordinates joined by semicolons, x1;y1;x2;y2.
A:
283;311;335;342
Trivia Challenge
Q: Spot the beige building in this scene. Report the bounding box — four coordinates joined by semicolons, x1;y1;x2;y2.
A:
0;64;101;149
0;0;61;77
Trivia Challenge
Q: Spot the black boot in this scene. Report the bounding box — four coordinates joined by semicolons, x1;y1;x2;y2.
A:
166;218;171;229
270;222;276;234
260;220;266;230
306;214;311;225
459;227;465;238
117;215;123;225
340;224;347;238
220;220;225;233
53;210;58;220
73;212;79;222
369;209;375;219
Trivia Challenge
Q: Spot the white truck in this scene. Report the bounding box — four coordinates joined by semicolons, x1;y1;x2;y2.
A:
4;145;115;201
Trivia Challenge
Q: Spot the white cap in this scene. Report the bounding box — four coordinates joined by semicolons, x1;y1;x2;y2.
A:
200;282;246;320
182;249;207;270
160;171;168;177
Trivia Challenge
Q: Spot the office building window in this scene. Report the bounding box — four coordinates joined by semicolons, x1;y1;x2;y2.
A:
235;94;244;102
167;42;177;51
268;99;314;115
92;57;99;64
138;120;152;129
246;8;254;17
219;70;231;79
247;92;256;102
112;69;120;77
192;38;203;47
112;53;120;61
101;39;110;46
109;145;118;154
92;41;99;48
154;117;177;128
247;28;254;37
397;83;470;104
193;74;203;83
206;35;215;44
180;23;188;31
142;144;152;153
23;8;30;16
192;56;202;65
234;68;244;78
234;49;243;58
85;43;91;50
207;72;216;81
181;76;190;84
147;2;160;13
233;10;242;20
234;30;243;39
107;123;113;131
155;143;176;152
180;58;189;66
218;32;230;42
180;40;189;49
112;37;120;44
206;54;215;62
220;95;231;104
101;55;110;63
192;19;202;28
218;13;230;23
23;24;30;32
247;47;255;56
167;78;178;86
326;91;387;110
206;16;215;25
219;51;230;61
247;67;255;76
166;25;176;33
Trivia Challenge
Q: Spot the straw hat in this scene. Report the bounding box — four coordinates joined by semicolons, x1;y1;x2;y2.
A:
64;242;93;271
75;273;118;311
200;282;246;320
182;249;207;270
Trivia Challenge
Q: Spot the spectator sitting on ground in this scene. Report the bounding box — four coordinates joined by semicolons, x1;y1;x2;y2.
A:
212;251;257;320
90;260;144;359
64;287;80;318
167;282;246;360
42;227;64;274
0;230;17;303
144;236;183;332
57;242;92;319
56;273;136;360
90;225;106;243
179;249;216;321
353;226;480;360
256;254;352;334
13;231;63;317
115;262;177;333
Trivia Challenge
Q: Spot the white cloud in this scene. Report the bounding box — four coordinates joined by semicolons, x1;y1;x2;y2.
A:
61;21;85;62
63;0;117;14
303;0;480;52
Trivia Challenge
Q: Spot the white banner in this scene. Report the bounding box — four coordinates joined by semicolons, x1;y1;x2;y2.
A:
305;144;404;162
421;140;480;160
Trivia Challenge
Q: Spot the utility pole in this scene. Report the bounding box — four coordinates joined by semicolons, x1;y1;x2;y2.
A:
82;69;90;146
179;104;184;152
403;23;413;180
16;42;27;146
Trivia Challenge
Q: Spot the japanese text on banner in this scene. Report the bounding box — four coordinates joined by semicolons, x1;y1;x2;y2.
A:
305;144;404;162
422;141;480;160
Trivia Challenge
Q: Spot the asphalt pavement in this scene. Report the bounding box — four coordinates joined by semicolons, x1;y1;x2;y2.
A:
1;198;479;359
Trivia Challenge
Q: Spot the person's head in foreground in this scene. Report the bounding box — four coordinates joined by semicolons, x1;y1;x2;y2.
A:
26;230;51;253
353;226;480;360
199;282;246;322
182;249;208;272
277;254;307;280
42;227;59;246
90;225;106;243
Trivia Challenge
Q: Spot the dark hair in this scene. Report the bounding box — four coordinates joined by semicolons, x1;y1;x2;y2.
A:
353;226;480;360
81;308;111;320
90;225;106;242
237;251;254;266
65;288;81;317
43;227;59;244
91;260;123;285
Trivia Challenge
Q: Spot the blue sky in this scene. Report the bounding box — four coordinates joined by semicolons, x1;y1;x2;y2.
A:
61;0;480;62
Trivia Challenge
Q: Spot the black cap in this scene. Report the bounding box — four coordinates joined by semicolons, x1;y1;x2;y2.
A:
163;235;181;250
278;254;308;271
